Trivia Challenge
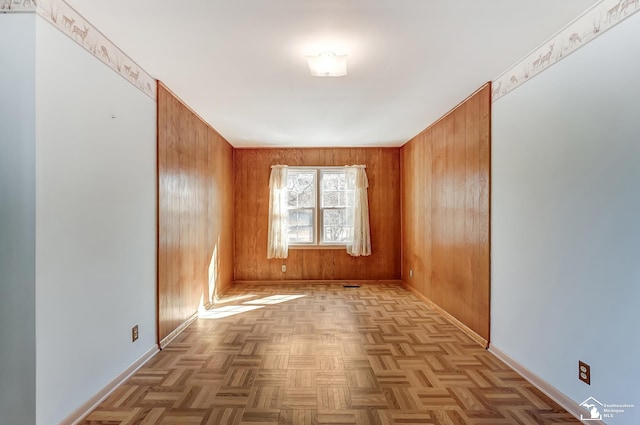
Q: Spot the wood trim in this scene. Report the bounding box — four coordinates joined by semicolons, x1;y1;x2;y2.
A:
289;245;348;250
488;345;605;425
58;345;159;425
403;282;488;348
233;279;404;286
158;298;214;349
486;81;493;344
159;311;199;349
155;79;161;346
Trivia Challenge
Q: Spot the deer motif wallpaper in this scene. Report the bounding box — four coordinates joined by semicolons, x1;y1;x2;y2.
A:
0;0;36;10
494;0;640;101
2;0;156;100
7;0;638;110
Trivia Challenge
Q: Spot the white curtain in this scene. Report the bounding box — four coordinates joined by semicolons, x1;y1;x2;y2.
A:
267;165;289;259
346;165;371;257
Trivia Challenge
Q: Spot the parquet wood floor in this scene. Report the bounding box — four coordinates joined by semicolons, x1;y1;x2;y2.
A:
82;283;578;425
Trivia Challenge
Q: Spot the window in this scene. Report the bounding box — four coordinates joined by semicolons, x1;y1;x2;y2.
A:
268;164;370;258
286;170;316;244
287;167;354;246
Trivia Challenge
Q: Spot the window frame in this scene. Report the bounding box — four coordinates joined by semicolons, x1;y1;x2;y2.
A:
287;166;353;249
286;168;318;246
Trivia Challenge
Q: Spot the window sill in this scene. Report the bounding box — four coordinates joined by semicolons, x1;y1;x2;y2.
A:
289;244;347;250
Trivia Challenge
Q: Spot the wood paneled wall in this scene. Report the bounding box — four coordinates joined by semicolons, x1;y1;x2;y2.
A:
234;148;401;281
157;83;234;343
401;84;491;341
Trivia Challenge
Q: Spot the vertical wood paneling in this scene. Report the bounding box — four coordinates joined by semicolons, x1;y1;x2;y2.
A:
234;148;401;281
401;84;491;342
422;130;433;299
157;83;234;343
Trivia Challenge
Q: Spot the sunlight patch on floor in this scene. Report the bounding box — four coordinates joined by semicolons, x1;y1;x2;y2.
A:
243;294;306;305
199;294;306;319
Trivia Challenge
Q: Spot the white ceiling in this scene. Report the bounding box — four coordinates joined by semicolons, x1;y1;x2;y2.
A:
65;0;597;148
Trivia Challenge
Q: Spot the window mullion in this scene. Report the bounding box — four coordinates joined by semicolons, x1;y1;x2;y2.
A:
315;168;320;245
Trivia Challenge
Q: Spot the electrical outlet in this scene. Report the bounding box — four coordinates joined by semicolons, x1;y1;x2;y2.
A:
409;269;413;277
579;361;590;385
132;325;139;342
281;264;286;273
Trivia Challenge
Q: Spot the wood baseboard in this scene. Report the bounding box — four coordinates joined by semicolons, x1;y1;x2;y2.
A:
402;282;488;348
489;345;605;425
59;345;159;425
232;279;404;285
159;310;200;349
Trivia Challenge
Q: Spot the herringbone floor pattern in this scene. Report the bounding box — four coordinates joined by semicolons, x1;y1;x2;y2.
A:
82;283;579;424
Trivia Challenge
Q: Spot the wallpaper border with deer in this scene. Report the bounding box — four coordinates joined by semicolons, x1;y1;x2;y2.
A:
2;0;156;100
493;0;639;102
0;0;35;11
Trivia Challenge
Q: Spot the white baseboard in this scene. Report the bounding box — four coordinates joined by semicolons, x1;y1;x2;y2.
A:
488;345;606;425
58;344;159;425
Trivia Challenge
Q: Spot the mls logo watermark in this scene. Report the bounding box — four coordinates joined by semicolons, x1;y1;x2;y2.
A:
580;396;635;421
580;397;603;421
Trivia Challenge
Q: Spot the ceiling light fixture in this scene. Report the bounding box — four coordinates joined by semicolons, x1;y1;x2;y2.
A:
305;51;347;77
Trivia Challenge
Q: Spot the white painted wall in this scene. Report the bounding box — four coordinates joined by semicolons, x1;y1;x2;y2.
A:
35;17;157;425
0;13;37;425
492;12;640;425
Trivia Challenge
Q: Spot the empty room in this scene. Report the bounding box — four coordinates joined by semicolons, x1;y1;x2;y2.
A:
1;0;639;424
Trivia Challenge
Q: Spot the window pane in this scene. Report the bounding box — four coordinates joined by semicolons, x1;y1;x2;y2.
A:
287;172;315;208
322;208;353;244
323;226;352;243
322;172;346;189
323;208;343;225
322;190;340;207
320;171;352;208
288;208;314;243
